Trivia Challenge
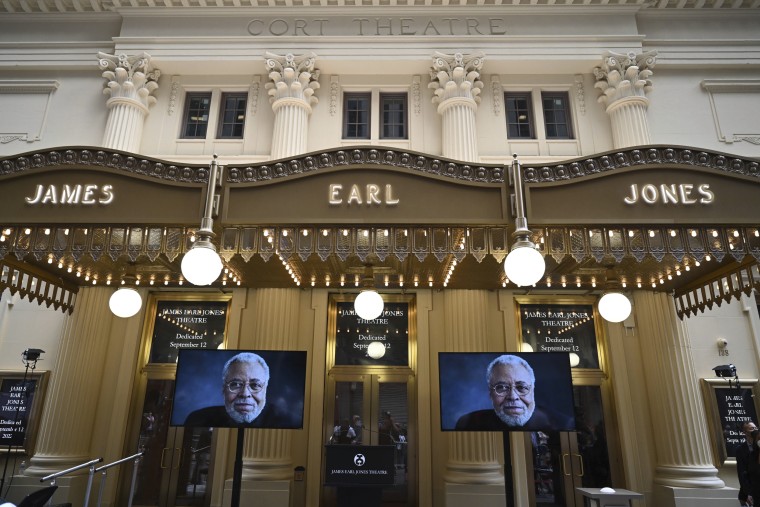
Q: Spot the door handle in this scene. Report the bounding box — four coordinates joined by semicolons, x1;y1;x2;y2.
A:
574;453;584;477
160;448;169;469
561;453;571;476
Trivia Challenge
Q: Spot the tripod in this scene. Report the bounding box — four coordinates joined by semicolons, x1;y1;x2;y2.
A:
0;349;43;498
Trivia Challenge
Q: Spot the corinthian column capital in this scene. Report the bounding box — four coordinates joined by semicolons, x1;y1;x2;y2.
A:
429;51;485;106
265;51;320;108
97;52;160;111
594;50;657;108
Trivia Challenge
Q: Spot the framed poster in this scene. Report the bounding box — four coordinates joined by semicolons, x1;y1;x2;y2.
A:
142;294;231;365
327;293;415;369
516;296;603;370
701;378;760;465
0;370;49;453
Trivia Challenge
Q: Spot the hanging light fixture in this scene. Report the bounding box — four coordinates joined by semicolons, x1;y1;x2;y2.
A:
598;267;632;323
367;341;387;359
504;155;545;286
181;155;224;286
354;265;384;321
109;266;142;318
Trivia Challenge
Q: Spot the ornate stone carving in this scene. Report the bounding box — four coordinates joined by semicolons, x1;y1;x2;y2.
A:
249;75;260;116
97;52;160;110
412;75;421;116
330;75;339;116
264;51;320;108
593;50;657;107
490;75;502;116
428;51;485;106
574;74;586;115
167;76;180;116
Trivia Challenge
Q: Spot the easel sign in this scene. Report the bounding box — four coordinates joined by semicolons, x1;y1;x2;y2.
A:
0;370;49;453
701;378;759;466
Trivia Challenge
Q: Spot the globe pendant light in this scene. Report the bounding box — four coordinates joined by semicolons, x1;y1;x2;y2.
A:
598;291;632;323
109;265;142;318
504;155;545;287
354;265;384;321
367;341;387;359
598;267;632;323
109;287;142;318
181;155;224;286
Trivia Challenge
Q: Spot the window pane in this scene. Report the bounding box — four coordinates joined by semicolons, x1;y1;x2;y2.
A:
505;93;534;139
542;92;573;139
182;93;212;139
218;93;247;139
380;93;407;139
343;93;371;139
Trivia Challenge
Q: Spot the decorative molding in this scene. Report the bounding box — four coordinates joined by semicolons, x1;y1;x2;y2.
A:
97;52;161;109
412;75;421;116
264;51;320;107
701;79;760;145
167;76;180;116
249;75;261;117
490;75;502;116
0;80;59;144
3;0;758;13
0;148;210;184
522;146;760;183
225;147;504;184
330;75;340;116
0;258;77;314
574;74;586;116
429;51;485;107
594;50;657;108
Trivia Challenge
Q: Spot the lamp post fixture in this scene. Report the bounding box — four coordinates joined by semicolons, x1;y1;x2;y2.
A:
504;155;545;287
181;155;224;286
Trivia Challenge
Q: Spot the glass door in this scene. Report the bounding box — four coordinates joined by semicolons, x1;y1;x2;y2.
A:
128;378;216;507
528;385;613;507
323;373;415;507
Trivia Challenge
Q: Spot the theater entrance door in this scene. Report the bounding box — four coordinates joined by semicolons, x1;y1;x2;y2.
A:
120;377;217;507
322;372;416;507
526;384;619;507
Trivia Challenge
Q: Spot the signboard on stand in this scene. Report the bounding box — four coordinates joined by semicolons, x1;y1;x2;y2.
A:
701;378;760;465
0;370;49;453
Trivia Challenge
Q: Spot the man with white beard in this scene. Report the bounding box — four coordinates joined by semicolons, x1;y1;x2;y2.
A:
185;352;279;427
454;354;574;431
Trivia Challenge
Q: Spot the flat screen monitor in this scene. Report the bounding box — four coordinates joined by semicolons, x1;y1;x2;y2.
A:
439;352;576;432
170;349;307;429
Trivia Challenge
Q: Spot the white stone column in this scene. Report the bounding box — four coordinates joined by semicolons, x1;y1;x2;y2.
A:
97;52;160;153
429;52;484;163
24;287;114;476
632;291;725;492
265;52;320;160
594;50;657;149
443;291;503;486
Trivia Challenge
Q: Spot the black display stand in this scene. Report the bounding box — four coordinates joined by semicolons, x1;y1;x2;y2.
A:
502;433;514;507
231;428;245;507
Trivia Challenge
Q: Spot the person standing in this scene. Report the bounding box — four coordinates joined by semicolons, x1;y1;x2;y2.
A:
737;421;758;506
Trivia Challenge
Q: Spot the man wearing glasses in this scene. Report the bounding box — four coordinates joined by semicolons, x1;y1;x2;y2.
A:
185;352;278;427
455;354;572;431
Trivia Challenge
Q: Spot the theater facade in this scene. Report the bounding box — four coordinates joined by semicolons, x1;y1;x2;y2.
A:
0;2;759;507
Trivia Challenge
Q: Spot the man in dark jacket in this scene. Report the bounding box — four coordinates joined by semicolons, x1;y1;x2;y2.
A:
736;421;758;507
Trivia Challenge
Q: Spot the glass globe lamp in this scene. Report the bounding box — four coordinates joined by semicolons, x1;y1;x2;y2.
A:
354;290;384;321
109;287;142;318
367;341;386;359
598;291;632;323
504;246;545;287
181;242;223;286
